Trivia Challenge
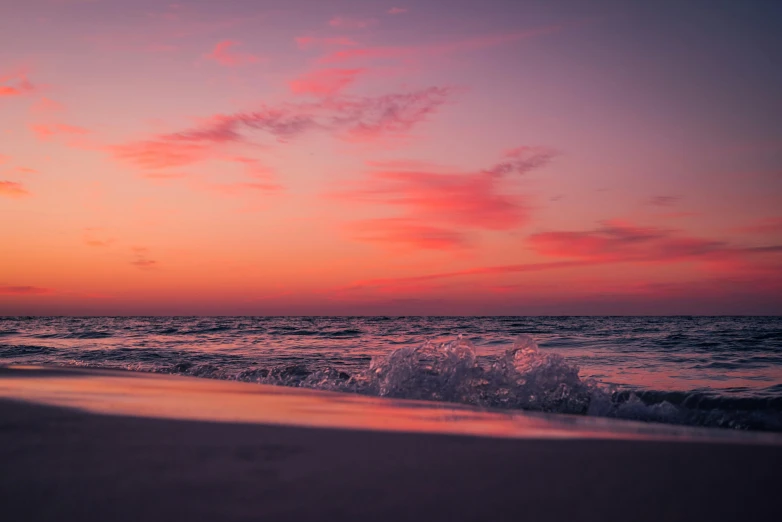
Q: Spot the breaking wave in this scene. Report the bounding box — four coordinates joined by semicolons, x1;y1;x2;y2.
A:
151;335;782;432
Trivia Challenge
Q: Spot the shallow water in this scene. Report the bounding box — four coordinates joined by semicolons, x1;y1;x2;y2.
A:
1;316;781;431
3;366;779;445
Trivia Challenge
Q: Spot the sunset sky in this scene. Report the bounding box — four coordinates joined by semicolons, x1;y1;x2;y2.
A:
2;0;781;315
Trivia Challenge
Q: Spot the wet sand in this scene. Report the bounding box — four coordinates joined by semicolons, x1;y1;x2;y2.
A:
0;366;780;521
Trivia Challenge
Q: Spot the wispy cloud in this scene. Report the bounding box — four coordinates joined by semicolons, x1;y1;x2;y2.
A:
388;7;408;15
341;260;590;293
528;220;782;265
130;247;157;270
529;221;721;261
347;218;469;250
205;40;263;67
335;147;555;249
289;68;365;96
114;140;211;170
0;285;52;295
113;87;449;171
30;123;90;141
0;71;35;98
227;156;277;180
486;146;558;176
0;181;29;198
330;87;450;141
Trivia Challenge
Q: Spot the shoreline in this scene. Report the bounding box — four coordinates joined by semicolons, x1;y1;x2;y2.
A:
0;390;780;520
1;365;781;521
3;364;782;442
1;364;781;444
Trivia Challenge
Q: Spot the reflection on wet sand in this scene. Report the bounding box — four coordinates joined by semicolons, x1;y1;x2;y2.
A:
1;365;779;445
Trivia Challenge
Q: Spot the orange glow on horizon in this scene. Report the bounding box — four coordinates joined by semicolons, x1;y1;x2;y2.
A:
1;1;781;315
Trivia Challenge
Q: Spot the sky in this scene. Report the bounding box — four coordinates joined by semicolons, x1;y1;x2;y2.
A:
1;0;781;315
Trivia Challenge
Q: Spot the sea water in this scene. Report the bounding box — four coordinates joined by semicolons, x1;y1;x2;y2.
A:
1;316;780;431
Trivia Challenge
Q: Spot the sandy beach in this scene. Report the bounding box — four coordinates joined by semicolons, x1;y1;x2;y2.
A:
1;366;780;521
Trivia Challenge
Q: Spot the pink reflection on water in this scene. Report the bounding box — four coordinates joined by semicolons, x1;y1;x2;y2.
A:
0;366;778;445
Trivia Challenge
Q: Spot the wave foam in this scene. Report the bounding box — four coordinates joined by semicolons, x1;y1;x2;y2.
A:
51;334;782;432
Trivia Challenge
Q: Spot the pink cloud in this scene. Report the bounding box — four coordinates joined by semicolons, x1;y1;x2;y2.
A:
30;123;90;141
16;167;39;175
0;154;8;164
486;146;558;176
343;171;525;230
342;260;590;293
205;40;262;67
289;68;365;96
194;157;283;197
0;72;34;98
226;156;276;180
326;87;450;140
328;16;377;29
335;147;554;249
337;253;782;306
528;220;782;266
113;143;282;197
388;7;408;15
128;153;282;197
529;221;723;262
0;285;52;295
113;140;211;170
114;87;449;171
231;88;448;140
347;218;468;250
0;181;29;198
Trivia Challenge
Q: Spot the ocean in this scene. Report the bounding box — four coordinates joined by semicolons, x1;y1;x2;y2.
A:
1;316;780;431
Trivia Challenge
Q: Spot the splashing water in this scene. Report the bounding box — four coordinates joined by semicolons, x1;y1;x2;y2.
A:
352;335;595;414
206;334;782;431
